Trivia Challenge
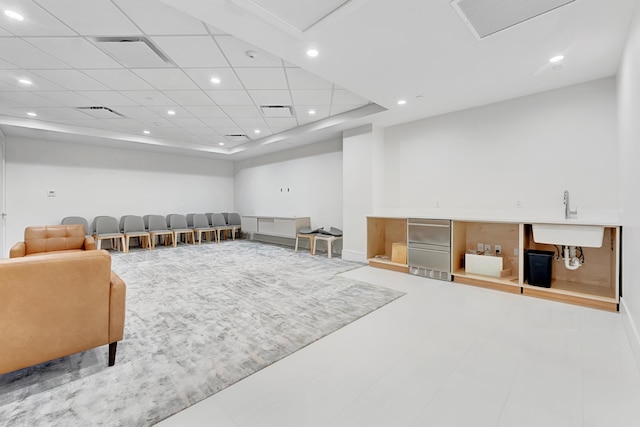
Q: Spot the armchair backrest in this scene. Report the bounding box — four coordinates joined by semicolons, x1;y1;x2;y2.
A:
23;224;89;255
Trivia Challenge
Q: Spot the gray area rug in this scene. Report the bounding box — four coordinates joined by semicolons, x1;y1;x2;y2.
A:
0;240;404;426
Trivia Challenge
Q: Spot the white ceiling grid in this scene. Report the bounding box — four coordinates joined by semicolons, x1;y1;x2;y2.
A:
0;0;370;151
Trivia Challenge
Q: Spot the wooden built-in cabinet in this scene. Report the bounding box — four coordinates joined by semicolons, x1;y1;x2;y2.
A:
367;217;409;273
367;216;621;311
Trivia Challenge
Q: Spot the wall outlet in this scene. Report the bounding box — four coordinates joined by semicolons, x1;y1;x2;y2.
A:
495;245;502;255
47;189;56;197
477;243;484;253
484;244;491;255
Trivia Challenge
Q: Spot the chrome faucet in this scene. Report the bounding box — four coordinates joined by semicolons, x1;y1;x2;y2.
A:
564;190;577;219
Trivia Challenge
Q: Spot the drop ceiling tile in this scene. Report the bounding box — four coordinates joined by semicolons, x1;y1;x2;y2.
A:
132;69;199;90
36;0;141;36
0;0;76;36
24;37;123;69
286;68;333;89
188;127;222;136
217;126;245;135
332;90;369;105
164;90;216;106
152;36;228;67
248;90;292;106
114;0;208;35
0;70;65;91
119;90;176;106
95;118;147;130
31;91;95;107
265;118;298;133
206;24;227;35
0;91;60;107
291;90;332;106
0;57;18;69
109;106;160;119
220;105;261;117
235;68;288;89
146;105;195;118
168;118;207;128
205;90;254;106
30;70;109;91
234;117;268;128
241;126;271;137
81;70;154;91
136;117;173;127
215;36;283;67
0;97;24;108
184;105;227;118
183;68;243;90
154;127;192;138
330;104;363;115
33;107;94;120
199;117;237;128
0;27;12;36
296;105;330;124
76;91;139;107
0;38;69;68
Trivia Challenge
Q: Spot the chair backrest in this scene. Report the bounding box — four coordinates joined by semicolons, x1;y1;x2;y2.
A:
212;213;227;227
147;215;169;232
221;212;229;224
186;214;196;227
95;216;120;235
122;215;146;233
205;213;214;226
228;213;241;226
165;214;179;227
143;215;151;230
169;214;189;230
193;214;210;229
61;216;89;235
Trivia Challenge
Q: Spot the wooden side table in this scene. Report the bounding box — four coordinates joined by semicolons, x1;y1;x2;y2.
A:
295;233;316;254
313;235;342;259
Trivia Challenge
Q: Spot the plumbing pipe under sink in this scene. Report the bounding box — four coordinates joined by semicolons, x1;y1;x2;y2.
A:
563;245;581;270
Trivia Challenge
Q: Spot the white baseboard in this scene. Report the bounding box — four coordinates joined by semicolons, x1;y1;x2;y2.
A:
341;249;367;263
620;297;640;371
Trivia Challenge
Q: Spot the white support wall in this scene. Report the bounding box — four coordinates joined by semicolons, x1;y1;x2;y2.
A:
4;137;234;255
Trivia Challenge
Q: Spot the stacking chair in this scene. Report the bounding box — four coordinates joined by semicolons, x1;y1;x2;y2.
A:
221;212;229;225
147;215;174;249
93;216;125;251
186;213;196;228
168;214;194;247
61;216;90;236
227;213;242;240
211;213;234;243
121;215;151;253
192;214;215;244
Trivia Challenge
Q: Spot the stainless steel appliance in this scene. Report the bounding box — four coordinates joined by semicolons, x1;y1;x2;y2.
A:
407;218;452;280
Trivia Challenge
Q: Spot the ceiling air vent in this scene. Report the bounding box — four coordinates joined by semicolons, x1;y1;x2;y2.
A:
77;106;124;118
95;36;173;68
451;0;575;39
260;105;293;118
224;134;250;142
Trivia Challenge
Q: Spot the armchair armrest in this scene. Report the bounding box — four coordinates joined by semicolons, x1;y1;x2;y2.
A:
109;271;126;343
84;236;97;250
9;242;26;258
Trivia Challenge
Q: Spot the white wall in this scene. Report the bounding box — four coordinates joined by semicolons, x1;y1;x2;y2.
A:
381;78;619;220
234;139;343;230
618;2;640;366
4;137;234;254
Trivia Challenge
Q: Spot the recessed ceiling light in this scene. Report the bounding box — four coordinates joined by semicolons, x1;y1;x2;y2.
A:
167;110;176;115
210;77;221;84
254;129;261;134
218;142;225;146
4;10;24;21
549;55;564;63
27;112;37;117
18;78;32;85
306;49;319;58
308;109;316;115
397;99;407;105
143;130;150;134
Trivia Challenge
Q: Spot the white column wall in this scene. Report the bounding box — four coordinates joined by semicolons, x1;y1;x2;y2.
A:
234;139;343;230
618;2;640;366
4;137;234;254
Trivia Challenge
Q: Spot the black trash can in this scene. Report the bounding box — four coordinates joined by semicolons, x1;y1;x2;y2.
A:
525;249;554;288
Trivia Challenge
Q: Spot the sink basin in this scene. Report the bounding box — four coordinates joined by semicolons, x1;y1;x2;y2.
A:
532;224;604;248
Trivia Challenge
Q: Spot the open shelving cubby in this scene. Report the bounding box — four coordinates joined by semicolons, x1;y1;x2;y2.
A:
451;221;522;294
522;224;619;311
367;217;409;273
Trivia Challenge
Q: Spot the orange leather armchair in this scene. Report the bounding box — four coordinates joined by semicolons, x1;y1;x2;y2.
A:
10;224;96;258
0;250;126;375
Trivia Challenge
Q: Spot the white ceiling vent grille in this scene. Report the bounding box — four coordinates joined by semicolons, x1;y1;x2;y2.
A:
225;134;250;142
451;0;576;39
95;36;173;68
77;106;124;118
260;105;293;118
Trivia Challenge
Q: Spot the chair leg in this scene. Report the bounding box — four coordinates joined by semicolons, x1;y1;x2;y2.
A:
108;342;117;367
295;236;299;251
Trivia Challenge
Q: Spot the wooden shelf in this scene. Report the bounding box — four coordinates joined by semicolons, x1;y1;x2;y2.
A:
522;281;617;311
368;258;409;273
453;269;521;294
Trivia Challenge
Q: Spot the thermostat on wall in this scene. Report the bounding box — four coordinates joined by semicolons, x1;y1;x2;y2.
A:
47;189;56;197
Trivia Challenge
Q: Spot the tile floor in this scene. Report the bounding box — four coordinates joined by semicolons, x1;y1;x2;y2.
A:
157;266;640;427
